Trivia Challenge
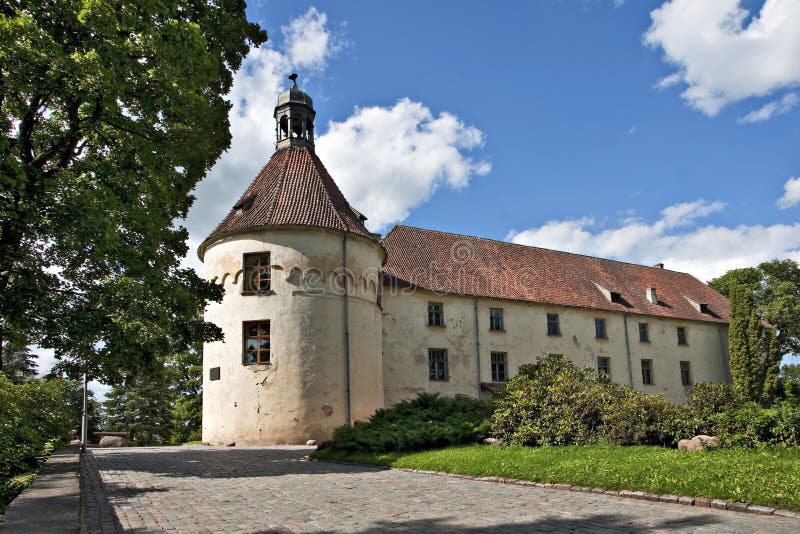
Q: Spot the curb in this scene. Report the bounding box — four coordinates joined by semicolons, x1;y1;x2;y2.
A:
311;458;799;519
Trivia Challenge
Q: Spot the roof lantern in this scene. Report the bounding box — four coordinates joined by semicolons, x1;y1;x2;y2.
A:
274;73;316;151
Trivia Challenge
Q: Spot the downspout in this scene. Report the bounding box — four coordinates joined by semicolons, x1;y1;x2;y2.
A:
474;297;481;398
623;312;634;387
342;233;352;427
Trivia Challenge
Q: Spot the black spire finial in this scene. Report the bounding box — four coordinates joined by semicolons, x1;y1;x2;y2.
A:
289;73;298;88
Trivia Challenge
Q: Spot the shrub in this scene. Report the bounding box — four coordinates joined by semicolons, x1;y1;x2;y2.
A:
684;382;741;435
0;376;72;508
492;354;689;447
322;393;491;453
713;402;800;448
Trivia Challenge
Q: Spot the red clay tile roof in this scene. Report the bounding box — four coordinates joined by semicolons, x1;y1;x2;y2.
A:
382;225;729;324
200;146;374;256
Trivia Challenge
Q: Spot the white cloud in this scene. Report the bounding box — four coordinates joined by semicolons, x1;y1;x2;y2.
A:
183;8;489;272
777;176;800;209
316;99;490;231
645;0;800;116
738;92;799;123
183;8;338;271
506;199;800;282
282;7;340;70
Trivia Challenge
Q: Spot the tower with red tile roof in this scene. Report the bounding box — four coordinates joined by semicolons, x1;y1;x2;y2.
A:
199;75;385;445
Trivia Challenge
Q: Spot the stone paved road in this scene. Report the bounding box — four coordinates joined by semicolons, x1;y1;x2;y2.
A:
83;446;800;533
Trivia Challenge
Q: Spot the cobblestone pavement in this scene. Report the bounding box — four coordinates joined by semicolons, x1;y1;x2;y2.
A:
83;446;800;533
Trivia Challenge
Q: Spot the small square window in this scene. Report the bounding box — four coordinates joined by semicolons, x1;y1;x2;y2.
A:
491;352;508;382
677;326;688;346
489;308;504;331
428;349;448;381
680;361;692;386
597;357;611;379
209;367;220;381
243;253;271;294
428;302;444;327
638;323;649;343
547;313;560;336
595;318;607;339
243;320;270;364
641;359;654;385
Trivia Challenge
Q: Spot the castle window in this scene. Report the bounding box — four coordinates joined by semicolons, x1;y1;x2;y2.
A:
597;356;610;379
489;308;504;331
595;318;607;339
428;302;444;327
243;253;271;294
641;359;654;385
680;361;692;386
243;321;270;364
638;323;649;343
428;349;448;381
677;326;688;345
491;352;508;382
547;313;560;336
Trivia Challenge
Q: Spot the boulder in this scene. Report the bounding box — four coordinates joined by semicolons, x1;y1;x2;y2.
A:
482;437;503;446
306;439;317;446
679;435;719;451
99;436;128;447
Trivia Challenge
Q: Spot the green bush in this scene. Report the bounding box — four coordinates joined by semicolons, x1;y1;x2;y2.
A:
320;393;491;453
713;402;800;448
684;382;742;434
492;354;688;447
0;376;72;509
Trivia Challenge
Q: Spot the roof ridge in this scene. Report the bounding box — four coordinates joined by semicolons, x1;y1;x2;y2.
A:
265;147;292;223
391;224;701;281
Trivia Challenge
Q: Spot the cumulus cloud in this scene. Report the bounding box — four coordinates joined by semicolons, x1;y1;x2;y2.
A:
316;99;490;231
183;8;490;272
282;7;341;70
183;8;339;273
778;176;800;209
738;93;799;124
506;200;800;282
645;0;800;116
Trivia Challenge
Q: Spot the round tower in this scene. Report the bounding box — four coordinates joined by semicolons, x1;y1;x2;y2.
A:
198;75;385;445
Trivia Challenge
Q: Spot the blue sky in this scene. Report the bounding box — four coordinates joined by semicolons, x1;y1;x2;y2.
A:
185;0;800;286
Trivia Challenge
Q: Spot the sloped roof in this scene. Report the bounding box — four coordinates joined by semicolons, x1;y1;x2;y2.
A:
381;225;729;324
200;146;374;257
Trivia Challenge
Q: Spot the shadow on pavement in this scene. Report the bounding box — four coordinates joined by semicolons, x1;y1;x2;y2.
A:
247;512;722;533
88;446;377;479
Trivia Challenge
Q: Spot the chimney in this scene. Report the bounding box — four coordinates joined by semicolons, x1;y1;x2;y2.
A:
646;287;658;304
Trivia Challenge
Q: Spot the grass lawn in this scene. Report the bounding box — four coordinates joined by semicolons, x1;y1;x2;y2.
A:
313;445;800;511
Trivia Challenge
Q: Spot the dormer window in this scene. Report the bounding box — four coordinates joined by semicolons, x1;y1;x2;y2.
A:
683;295;710;314
243;253;271;295
593;281;623;304
646;287;658;304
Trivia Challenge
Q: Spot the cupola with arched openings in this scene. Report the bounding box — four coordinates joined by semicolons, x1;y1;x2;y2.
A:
274;73;316;150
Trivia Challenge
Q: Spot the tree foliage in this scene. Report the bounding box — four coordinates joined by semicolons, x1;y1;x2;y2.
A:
710;260;798;406
0;1;266;381
0;338;38;384
104;360;173;445
168;350;202;443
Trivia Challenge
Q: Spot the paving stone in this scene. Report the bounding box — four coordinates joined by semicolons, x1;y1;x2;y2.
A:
729;502;750;513
695;497;713;508
711;499;729;510
746;505;775;515
678;496;695;506
81;446;800;533
659;495;679;504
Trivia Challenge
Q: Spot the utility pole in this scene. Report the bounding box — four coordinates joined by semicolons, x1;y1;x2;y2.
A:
81;372;88;453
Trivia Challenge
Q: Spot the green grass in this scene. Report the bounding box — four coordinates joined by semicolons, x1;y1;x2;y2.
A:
313;445;800;511
182;441;203;446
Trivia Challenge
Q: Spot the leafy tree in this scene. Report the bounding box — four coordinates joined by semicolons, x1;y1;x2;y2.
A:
727;285;764;402
62;379;103;439
0;338;38;384
103;362;173;445
0;1;266;381
781;363;800;403
168;350;203;443
710;259;800;356
710;260;800;406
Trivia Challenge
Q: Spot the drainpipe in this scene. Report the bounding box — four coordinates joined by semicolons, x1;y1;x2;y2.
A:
623;313;634;387
342;233;352;427
474;297;481;398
